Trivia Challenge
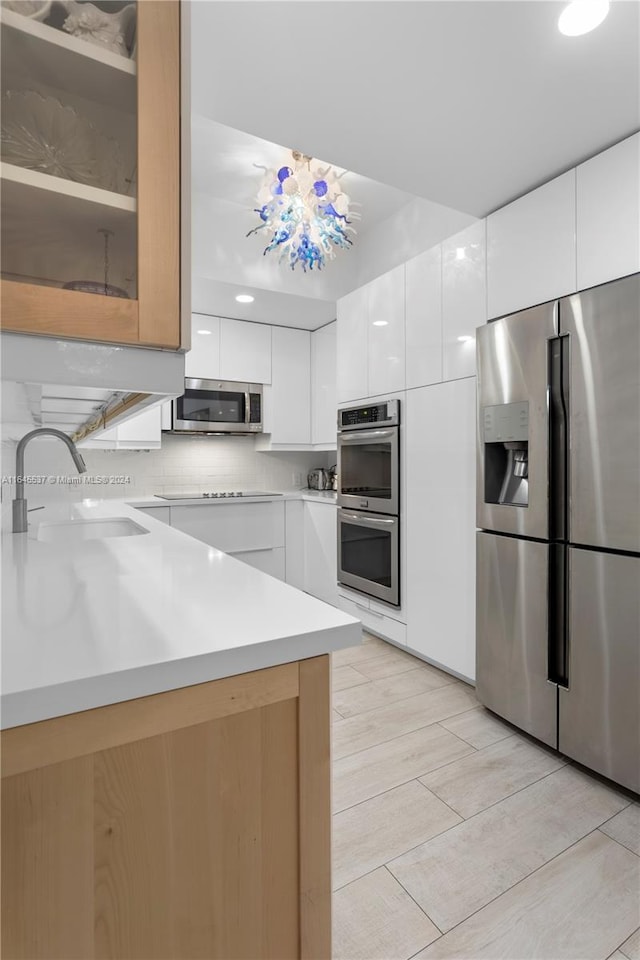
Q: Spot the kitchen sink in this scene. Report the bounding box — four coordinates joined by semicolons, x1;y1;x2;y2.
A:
37;517;150;543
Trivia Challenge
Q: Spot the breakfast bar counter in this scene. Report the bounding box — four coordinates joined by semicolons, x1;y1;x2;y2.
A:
1;500;360;960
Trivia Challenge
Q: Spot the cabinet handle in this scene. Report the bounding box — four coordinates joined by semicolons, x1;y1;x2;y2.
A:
231;546;273;555
355;602;384;619
366;607;385;618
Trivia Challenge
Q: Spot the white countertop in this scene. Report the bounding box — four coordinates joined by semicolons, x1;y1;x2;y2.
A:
129;489;338;507
1;497;358;729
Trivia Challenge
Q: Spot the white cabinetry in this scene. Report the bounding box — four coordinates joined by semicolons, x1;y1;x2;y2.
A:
405;246;442;389
337;284;369;403
285;500;305;589
185;315;271;384
442;221;487;380
337;265;406;402
263;326;311;444
79;405;162;450
219;317;272;384
170;500;285;580
487;170;576;320
405;378;476;681
368;265;405;396
577;133;640;291
311;321;337;446
303;500;338;606
336;590;407;646
185;315;220;379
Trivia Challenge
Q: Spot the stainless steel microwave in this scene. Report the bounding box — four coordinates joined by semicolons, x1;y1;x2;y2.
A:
166;379;263;434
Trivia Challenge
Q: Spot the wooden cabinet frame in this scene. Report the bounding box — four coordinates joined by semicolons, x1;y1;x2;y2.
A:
1;2;181;349
1;656;331;960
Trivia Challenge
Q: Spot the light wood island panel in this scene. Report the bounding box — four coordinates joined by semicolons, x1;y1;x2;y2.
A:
1;656;331;960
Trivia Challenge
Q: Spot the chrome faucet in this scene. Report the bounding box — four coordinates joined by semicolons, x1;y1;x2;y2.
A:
12;428;87;533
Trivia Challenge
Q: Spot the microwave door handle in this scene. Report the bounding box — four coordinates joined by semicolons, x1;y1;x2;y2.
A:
244;391;250;424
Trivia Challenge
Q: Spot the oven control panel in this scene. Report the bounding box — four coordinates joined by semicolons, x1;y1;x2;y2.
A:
338;399;400;431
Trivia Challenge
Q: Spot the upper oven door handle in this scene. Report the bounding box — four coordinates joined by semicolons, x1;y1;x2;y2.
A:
339;429;395;443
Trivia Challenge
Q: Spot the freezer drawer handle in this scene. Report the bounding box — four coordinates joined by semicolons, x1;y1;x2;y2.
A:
548;543;569;687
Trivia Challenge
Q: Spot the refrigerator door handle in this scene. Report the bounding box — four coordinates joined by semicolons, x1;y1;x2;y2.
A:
548;335;570;542
548;543;568;687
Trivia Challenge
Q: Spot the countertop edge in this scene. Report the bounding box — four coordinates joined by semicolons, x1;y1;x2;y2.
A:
1;622;360;730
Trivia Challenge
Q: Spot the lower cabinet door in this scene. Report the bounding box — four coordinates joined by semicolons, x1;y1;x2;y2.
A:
231;547;285;581
559;548;640;792
304;502;338;605
476;531;557;748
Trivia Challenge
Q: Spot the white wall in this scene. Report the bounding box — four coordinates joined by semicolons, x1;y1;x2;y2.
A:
0;432;332;529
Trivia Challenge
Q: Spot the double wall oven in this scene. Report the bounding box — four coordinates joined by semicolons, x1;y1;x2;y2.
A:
337;400;400;606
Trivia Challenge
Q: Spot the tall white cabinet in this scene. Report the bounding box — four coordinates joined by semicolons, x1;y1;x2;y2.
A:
336;264;405;402
486;170;577;320
576;132;640;291
405;378;477;681
405;246;442;389
311;321;337;445
368;265;405;397
337;284;369;403
264;326;311;444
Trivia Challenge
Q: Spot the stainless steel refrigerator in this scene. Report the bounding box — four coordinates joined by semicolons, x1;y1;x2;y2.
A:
476;272;640;793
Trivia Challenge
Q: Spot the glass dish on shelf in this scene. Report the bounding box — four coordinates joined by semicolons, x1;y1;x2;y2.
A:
1;90;126;193
63;280;129;298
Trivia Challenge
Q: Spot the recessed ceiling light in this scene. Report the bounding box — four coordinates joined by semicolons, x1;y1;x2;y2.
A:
373;320;388;327
457;335;475;343
235;294;255;303
558;0;609;36
197;329;213;335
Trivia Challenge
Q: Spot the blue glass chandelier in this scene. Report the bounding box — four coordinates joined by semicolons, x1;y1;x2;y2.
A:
248;151;360;272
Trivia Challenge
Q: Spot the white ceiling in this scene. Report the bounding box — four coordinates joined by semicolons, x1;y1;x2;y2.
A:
191;116;476;325
190;0;639;330
191;0;639;217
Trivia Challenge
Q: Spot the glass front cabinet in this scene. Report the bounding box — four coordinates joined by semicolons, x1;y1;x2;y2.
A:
0;0;186;350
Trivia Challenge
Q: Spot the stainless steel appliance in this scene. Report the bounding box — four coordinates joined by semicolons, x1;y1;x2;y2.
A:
337;400;400;606
337;399;399;515
165;379;262;434
476;273;640;792
308;468;330;490
338;509;399;605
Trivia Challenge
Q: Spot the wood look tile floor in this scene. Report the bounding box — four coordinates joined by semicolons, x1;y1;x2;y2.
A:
331;634;640;960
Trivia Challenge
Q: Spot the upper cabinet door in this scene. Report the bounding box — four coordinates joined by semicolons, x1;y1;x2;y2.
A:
577;133;640;291
337;283;369;403
0;2;184;350
487;170;576;320
267;326;311;444
368;265;405;397
442;221;486;381
405;246;442;390
219;317;271;384
185;315;220;380
311;321;337;445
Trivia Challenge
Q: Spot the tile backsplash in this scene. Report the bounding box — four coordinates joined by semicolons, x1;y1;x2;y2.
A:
1;432;334;527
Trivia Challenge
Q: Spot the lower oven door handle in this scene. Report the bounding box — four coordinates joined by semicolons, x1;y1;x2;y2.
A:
341;512;396;524
339;429;395;443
